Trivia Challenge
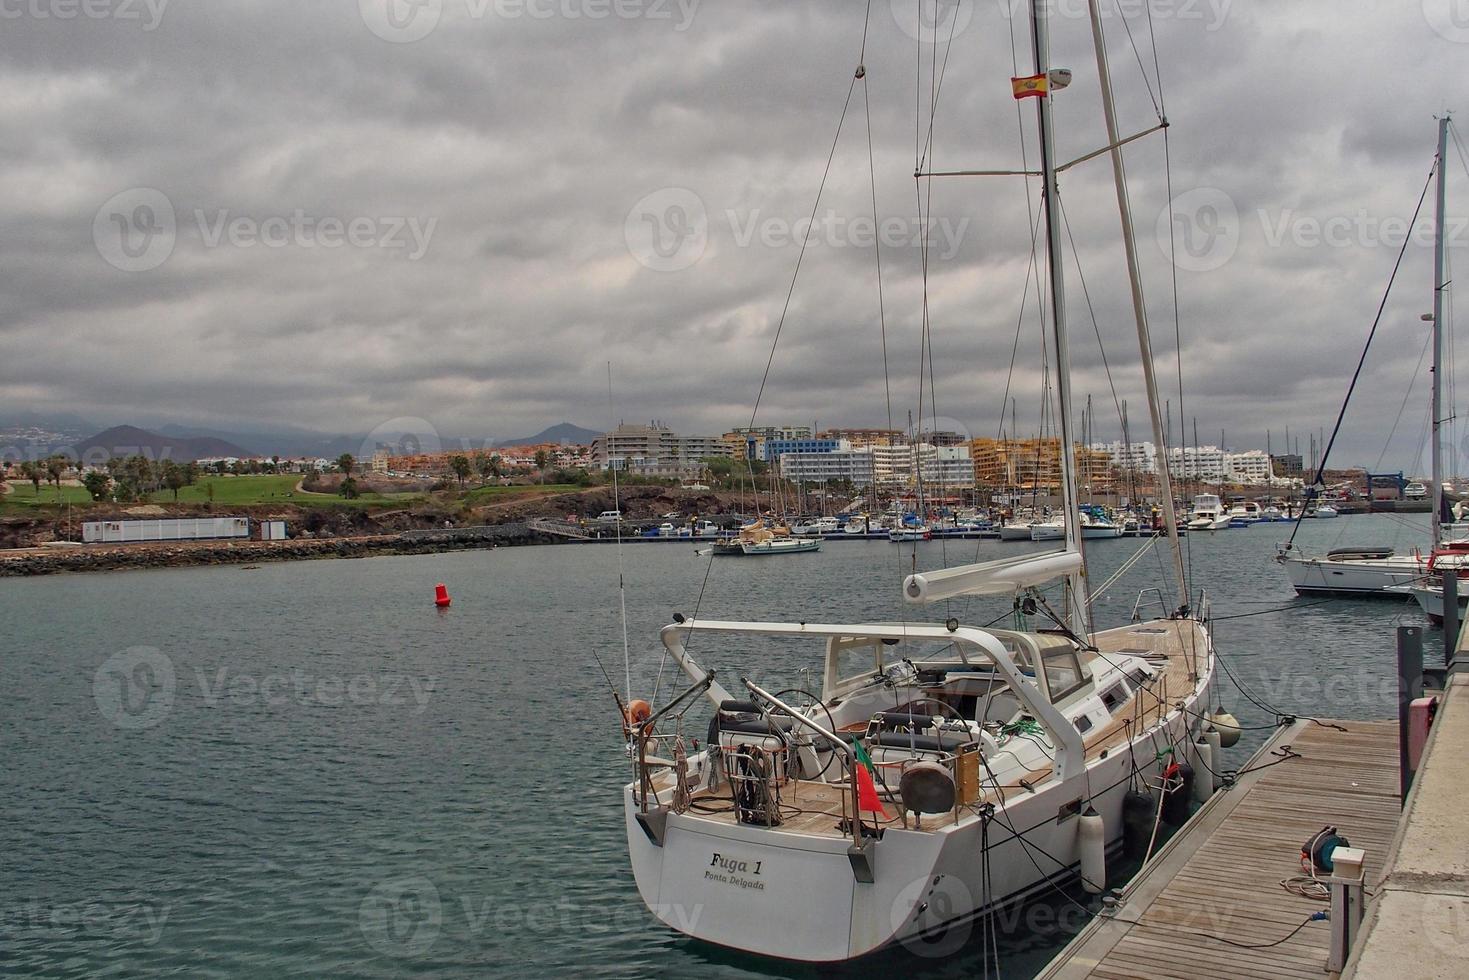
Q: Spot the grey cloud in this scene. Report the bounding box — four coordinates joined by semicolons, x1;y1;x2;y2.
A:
0;0;1464;466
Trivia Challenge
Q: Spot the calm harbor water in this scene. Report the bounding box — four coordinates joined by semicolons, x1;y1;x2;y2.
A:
1;514;1435;978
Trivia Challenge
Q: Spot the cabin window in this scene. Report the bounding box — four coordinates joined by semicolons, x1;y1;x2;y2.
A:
1075;714;1094;734
833;644;882;685
1100;684;1128;712
1042;650;1086;703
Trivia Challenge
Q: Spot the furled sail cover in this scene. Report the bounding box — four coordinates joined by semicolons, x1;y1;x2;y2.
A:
903;551;1083;603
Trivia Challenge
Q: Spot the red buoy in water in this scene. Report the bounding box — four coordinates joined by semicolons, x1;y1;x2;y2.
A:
434;583;451;608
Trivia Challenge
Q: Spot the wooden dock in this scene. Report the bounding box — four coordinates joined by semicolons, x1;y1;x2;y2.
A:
1039;718;1401;980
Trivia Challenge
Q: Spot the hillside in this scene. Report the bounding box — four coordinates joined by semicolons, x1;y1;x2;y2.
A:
497;422;599;447
69;425;252;463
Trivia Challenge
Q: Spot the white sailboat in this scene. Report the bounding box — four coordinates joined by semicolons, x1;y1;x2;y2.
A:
1280;115;1452;597
1029;517;1066;541
618;1;1217;963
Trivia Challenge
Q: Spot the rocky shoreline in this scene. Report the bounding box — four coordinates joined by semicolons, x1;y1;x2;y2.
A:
0;523;562;577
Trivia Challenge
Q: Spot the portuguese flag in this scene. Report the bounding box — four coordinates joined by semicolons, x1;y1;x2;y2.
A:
851;739;888;816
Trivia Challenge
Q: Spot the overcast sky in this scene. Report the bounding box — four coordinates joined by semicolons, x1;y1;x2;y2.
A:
1;0;1466;470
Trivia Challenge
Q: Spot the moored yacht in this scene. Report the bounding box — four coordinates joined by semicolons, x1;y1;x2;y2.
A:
1187;494;1231;530
618;0;1221;961
622;554;1216;961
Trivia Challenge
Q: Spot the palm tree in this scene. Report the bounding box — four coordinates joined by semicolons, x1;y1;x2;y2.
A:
450;454;471;487
162;460;187;501
19;460;41;496
44;455;66;502
337;453;355;477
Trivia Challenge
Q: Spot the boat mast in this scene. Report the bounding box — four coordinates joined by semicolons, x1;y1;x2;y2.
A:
1085;0;1190;613
1432;114;1450;546
1030;0;1090;635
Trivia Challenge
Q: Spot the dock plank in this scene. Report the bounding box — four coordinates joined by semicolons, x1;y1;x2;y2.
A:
1037;718;1400;980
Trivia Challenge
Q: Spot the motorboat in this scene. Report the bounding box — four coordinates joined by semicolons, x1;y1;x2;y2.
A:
1186;494;1231;530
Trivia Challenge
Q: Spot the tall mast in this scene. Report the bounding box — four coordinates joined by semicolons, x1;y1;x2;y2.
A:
1432;114;1450;546
1030;0;1090;635
1085;0;1190;615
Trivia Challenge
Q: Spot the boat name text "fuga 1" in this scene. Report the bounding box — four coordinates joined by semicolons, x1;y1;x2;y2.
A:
705;853;765;891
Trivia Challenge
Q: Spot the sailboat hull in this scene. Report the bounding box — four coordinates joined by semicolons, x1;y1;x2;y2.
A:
1280;555;1423;596
626;687;1203;962
624;618;1215;963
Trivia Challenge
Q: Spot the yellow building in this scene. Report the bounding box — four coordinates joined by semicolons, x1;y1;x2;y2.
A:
818;428;902;449
967;438;1114;493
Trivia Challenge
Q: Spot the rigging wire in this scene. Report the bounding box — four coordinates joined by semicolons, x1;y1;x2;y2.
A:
1058;195;1127;433
607;363;632;704
669;0;884;697
1283;165;1437;552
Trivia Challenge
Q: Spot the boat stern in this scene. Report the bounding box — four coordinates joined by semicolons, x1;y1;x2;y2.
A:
624;787;949;962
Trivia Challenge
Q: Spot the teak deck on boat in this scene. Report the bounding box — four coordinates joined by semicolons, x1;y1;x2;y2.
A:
663;618;1207;839
1038;718;1401;980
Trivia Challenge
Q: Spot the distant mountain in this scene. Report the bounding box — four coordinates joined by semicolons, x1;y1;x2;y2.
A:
154;423;356;459
497;423;600;447
69;425;252;463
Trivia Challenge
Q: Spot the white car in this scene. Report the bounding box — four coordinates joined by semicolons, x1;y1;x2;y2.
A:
1404;482;1427;499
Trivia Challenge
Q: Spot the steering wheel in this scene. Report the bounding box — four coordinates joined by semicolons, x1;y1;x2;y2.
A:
773;688;840;781
894;695;972;731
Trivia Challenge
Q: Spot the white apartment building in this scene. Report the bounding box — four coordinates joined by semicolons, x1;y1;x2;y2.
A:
591;422;733;470
779;448;875;487
1165;445;1226;482
919;445;975;489
1092;440;1159;474
1225;450;1275;484
860;442;975;488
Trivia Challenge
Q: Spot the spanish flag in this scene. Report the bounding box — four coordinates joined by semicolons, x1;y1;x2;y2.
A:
1012;73;1049;99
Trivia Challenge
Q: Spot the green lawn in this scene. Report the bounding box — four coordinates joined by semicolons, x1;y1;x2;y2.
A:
2;481;94;507
146;474;304;504
155;475;431;507
1;473;572;514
